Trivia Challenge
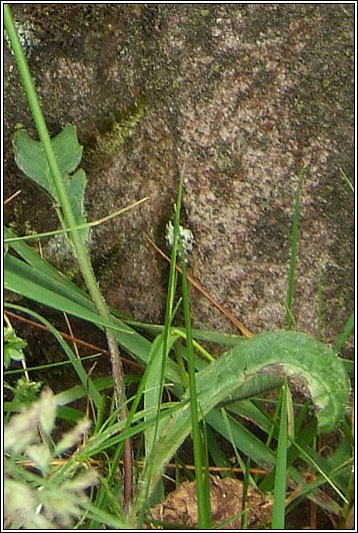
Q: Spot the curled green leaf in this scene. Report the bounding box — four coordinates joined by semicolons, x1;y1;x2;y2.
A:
142;330;350;501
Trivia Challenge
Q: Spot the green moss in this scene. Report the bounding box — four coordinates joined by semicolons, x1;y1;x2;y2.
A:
87;98;147;168
333;295;346;309
79;99;148;288
216;146;233;172
7;200;38;240
294;96;304;113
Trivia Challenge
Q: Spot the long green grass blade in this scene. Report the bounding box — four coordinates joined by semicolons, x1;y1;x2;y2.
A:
122;318;247;346
4;249;184;387
340;168;354;194
206;425;232;474
181;246;212;528
134;171;185;527
241;457;250;529
271;382;288;529
4;353;101;377
4;255;127;333
333;310;354;355
144;333;179;455
286;167;305;329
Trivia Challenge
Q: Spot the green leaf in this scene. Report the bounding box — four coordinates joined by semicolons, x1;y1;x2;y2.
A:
4;254;128;334
4;226;96;310
13;125;83;203
13;126;89;242
4;326;27;368
137;330;350;501
144;333;179;456
65;168;89;242
219;331;350;434
4;379;42;413
13;129;57;200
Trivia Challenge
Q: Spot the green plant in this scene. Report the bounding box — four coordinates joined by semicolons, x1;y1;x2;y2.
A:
4;3;134;505
4;389;100;529
4;324;27;368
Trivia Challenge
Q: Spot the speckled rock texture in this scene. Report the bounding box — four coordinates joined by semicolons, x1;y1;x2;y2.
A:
4;4;354;353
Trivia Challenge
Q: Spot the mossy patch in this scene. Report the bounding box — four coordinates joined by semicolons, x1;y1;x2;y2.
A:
83;98;147;173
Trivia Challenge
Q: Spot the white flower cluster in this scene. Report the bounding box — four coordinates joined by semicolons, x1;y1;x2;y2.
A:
5;20;41;58
165;220;195;261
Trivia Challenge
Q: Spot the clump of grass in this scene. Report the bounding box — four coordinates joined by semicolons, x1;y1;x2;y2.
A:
4;389;98;529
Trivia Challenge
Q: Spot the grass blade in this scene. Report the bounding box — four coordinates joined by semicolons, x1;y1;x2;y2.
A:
340;168;354;194
4;255;127;333
286;167;305;329
133;170;185;526
181;248;212;529
241;457;250;529
271;382;288;529
333;310;354;355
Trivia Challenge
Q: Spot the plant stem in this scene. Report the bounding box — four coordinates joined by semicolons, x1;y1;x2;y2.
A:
133;171;185;527
271;382;288;529
181;255;212;529
286;167;305;329
4;4;132;506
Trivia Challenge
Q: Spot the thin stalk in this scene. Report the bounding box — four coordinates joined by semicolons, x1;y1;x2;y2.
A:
4;5;132;505
181;252;212;529
241;457;250;529
88;347;165;528
4;197;148;243
271;382;288;529
316;266;324;342
133;171;184;527
340;168;354;194
333;310;354;355
147;236;253;337
286;167;305;329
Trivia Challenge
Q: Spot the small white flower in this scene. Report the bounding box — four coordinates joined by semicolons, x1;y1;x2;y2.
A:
165;220;195;261
5;20;41;58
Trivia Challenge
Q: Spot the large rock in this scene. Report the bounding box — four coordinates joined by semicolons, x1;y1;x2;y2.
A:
4;4;354;352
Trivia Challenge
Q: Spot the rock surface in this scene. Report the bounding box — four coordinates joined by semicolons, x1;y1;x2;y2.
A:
4;4;354;352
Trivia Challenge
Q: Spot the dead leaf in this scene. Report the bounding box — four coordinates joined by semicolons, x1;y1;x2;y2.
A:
147;475;273;529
